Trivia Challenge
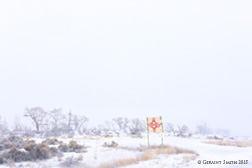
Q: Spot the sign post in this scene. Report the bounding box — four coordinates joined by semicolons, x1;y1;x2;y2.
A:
147;116;164;146
160;116;164;145
146;117;150;147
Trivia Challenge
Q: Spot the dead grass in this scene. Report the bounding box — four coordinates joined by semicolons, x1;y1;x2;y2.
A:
22;137;33;140
97;157;138;168
73;136;113;140
183;154;197;162
140;150;155;160
118;145;197;154
203;140;252;147
57;136;113;141
98;145;198;168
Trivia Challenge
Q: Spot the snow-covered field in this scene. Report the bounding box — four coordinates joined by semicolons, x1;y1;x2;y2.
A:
0;135;252;168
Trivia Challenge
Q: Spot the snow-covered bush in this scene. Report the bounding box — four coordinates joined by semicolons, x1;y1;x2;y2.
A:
24;142;57;160
1;147;30;162
58;140;86;153
42;138;62;145
61;155;83;167
103;141;118;148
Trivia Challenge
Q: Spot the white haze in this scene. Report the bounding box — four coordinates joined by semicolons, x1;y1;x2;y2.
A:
0;0;251;136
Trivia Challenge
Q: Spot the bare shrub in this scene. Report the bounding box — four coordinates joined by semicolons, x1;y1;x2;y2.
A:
0;136;28;150
0;144;3;151
50;147;58;156
5;159;16;167
0;140;59;164
24;141;37;151
57;152;64;162
42;138;62;145
61;155;82;167
3;141;15;150
68;140;85;153
28;143;52;160
24;142;58;160
58;144;68;152
103;141;118;148
58;140;86;153
77;155;83;161
206;135;223;140
7;136;25;147
1;147;30;163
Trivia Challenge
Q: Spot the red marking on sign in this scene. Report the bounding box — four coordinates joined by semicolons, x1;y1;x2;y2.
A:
148;118;160;132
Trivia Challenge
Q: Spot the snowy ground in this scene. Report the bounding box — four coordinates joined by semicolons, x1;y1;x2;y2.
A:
0;135;251;168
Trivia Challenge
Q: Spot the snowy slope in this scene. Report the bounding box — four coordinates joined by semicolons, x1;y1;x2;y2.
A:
0;135;251;168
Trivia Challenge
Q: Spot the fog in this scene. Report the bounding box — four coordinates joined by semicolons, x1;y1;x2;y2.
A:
0;0;251;136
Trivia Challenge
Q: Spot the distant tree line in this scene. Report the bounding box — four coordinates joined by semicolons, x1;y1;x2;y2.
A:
13;106;146;137
0;107;229;137
23;107;89;136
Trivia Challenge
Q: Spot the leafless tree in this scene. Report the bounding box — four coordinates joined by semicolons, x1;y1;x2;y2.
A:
0;115;8;135
24;107;47;133
99;120;116;135
89;126;102;136
112;118;145;135
104;120;115;132
128;118;145;135
177;124;189;136
49;108;65;130
73;115;89;134
67;111;73;134
165;123;176;135
196;123;211;135
13;117;33;134
112;117;130;134
216;128;229;136
94;122;112;135
13;116;23;131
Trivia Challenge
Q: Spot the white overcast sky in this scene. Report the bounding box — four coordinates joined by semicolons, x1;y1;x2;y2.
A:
0;0;251;136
